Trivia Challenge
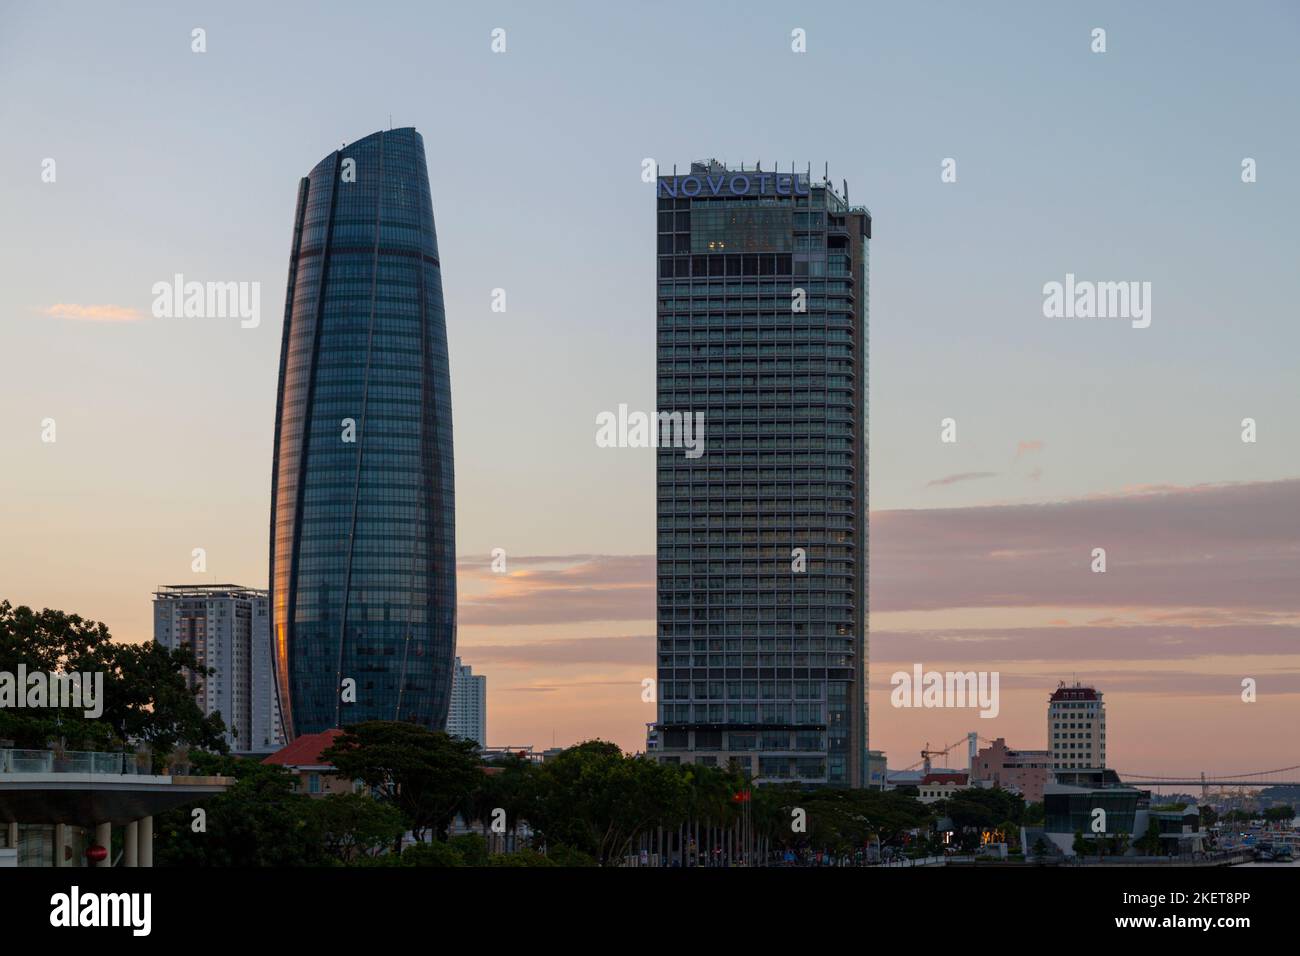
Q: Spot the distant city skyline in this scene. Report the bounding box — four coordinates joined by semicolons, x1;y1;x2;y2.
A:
1;2;1297;775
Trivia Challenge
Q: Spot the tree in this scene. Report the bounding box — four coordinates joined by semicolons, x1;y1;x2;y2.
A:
447;833;489;866
1072;830;1090;857
947;787;1025;827
473;753;538;848
945;795;995;832
99;639;230;767
1023;802;1046;825
487;849;557;867
546;842;598;867
154;754;326;866
996;819;1020;851
522;740;691;865
1199;805;1219;827
1134;819;1162;855
322;722;483;845
311;792;406;863
0;600;228;765
755;784;930;860
372;840;465;867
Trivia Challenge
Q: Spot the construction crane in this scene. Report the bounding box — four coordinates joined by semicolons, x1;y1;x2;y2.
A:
902;736;969;775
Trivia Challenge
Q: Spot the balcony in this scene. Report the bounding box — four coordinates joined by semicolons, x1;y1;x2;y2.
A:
0;748;151;776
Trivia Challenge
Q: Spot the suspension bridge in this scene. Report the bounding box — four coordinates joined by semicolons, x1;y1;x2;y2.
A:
1112;765;1300;799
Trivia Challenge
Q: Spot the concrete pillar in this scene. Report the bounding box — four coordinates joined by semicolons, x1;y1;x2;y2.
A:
138;816;153;868
5;822;15;849
124;821;138;867
94;822;112;867
54;824;68;867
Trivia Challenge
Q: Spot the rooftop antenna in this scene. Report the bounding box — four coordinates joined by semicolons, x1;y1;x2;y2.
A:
824;161;829;183
389;113;393;130
843;178;848;202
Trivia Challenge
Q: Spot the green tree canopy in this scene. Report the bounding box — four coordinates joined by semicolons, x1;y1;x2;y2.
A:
522;739;692;865
154;755;326;866
322;721;483;843
0;600;228;764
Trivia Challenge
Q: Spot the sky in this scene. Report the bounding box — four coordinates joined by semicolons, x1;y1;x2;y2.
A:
1;1;1297;778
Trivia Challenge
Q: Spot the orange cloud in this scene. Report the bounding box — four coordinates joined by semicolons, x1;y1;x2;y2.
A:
41;303;144;322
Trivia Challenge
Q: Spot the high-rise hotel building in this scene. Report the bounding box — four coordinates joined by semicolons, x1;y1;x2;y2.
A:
653;160;871;787
270;128;457;739
1048;681;1106;770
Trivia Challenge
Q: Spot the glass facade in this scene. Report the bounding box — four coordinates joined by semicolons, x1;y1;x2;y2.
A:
270;128;456;738
1044;788;1140;835
654;160;871;787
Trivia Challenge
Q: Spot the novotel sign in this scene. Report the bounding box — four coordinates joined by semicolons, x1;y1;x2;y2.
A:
658;173;810;199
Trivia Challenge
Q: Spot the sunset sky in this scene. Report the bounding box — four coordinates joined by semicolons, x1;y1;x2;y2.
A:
1;2;1297;777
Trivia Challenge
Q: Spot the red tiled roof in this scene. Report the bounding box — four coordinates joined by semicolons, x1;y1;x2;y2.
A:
262;729;345;768
1050;687;1098;702
921;772;969;785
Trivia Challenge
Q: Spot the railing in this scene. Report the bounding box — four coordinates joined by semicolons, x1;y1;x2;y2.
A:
0;748;150;775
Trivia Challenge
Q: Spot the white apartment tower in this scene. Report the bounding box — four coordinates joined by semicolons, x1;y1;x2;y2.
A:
447;657;486;748
153;584;284;753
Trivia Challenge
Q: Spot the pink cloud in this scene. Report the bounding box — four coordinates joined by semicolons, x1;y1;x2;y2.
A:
41;303;144;322
926;471;998;487
455;478;1300;631
873;478;1300;612
870;623;1300;664
460;634;653;666
458;555;654;625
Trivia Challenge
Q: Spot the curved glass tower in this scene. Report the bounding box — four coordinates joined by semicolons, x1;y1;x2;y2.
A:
270;128;456;739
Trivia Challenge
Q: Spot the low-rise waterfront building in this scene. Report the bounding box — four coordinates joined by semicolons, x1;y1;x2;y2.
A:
0;746;231;867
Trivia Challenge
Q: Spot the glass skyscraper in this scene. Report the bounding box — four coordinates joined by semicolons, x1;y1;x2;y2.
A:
654;160;870;787
270;127;456;739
